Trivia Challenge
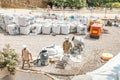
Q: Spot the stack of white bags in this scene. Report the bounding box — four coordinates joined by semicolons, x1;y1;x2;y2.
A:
0;12;91;35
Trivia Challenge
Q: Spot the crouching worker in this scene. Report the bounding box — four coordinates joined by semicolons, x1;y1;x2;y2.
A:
63;36;72;54
21;45;32;69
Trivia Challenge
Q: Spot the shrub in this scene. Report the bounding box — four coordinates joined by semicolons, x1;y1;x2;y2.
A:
105;2;112;8
0;44;19;74
112;2;120;8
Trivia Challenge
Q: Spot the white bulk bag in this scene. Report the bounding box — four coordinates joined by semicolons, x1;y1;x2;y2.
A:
7;24;19;35
52;23;60;34
70;22;77;33
1;23;6;30
61;23;70;35
42;24;52;34
20;26;30;35
18;16;30;26
4;15;14;25
77;24;87;35
46;48;57;56
30;23;42;34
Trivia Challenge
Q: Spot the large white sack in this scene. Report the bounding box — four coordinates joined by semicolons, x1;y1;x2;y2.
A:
77;24;87;35
18;16;30;26
30;23;42;34
44;45;64;61
73;36;84;47
52;23;60;34
70;22;77;33
0;23;6;30
20;26;30;35
46;47;57;56
42;24;52;34
4;15;15;25
35;18;44;24
60;24;70;35
7;24;19;35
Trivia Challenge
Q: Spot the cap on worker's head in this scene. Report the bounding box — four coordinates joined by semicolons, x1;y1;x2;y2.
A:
65;36;69;40
22;45;27;48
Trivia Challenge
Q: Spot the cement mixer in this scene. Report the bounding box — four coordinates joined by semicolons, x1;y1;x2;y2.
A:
71;36;84;55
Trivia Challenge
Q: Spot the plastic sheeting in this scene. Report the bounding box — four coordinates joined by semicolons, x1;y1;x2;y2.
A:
20;26;30;35
86;53;120;80
7;24;19;35
77;24;87;35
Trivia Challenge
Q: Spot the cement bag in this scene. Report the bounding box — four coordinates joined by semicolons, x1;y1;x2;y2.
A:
18;16;30;26
7;24;19;35
20;26;30;35
77;24;87;35
30;23;42;34
42;24;52;34
52;23;60;34
46;47;57;56
61;23;70;35
70;22;77;33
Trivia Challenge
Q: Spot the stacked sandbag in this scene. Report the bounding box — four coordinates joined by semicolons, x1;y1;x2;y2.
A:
30;23;42;34
7;24;19;35
60;23;70;35
77;23;87;35
52;23;61;34
42;23;52;34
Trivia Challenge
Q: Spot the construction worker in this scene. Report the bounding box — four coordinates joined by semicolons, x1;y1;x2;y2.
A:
21;45;32;69
63;36;72;54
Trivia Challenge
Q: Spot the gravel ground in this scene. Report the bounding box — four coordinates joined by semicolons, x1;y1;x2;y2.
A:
0;8;120;80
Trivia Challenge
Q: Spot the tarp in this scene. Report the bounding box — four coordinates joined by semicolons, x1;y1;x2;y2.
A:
86;53;120;80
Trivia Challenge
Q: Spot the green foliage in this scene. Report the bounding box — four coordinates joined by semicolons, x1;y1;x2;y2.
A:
112;2;120;8
87;0;120;7
51;0;86;8
0;44;19;74
106;2;112;8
